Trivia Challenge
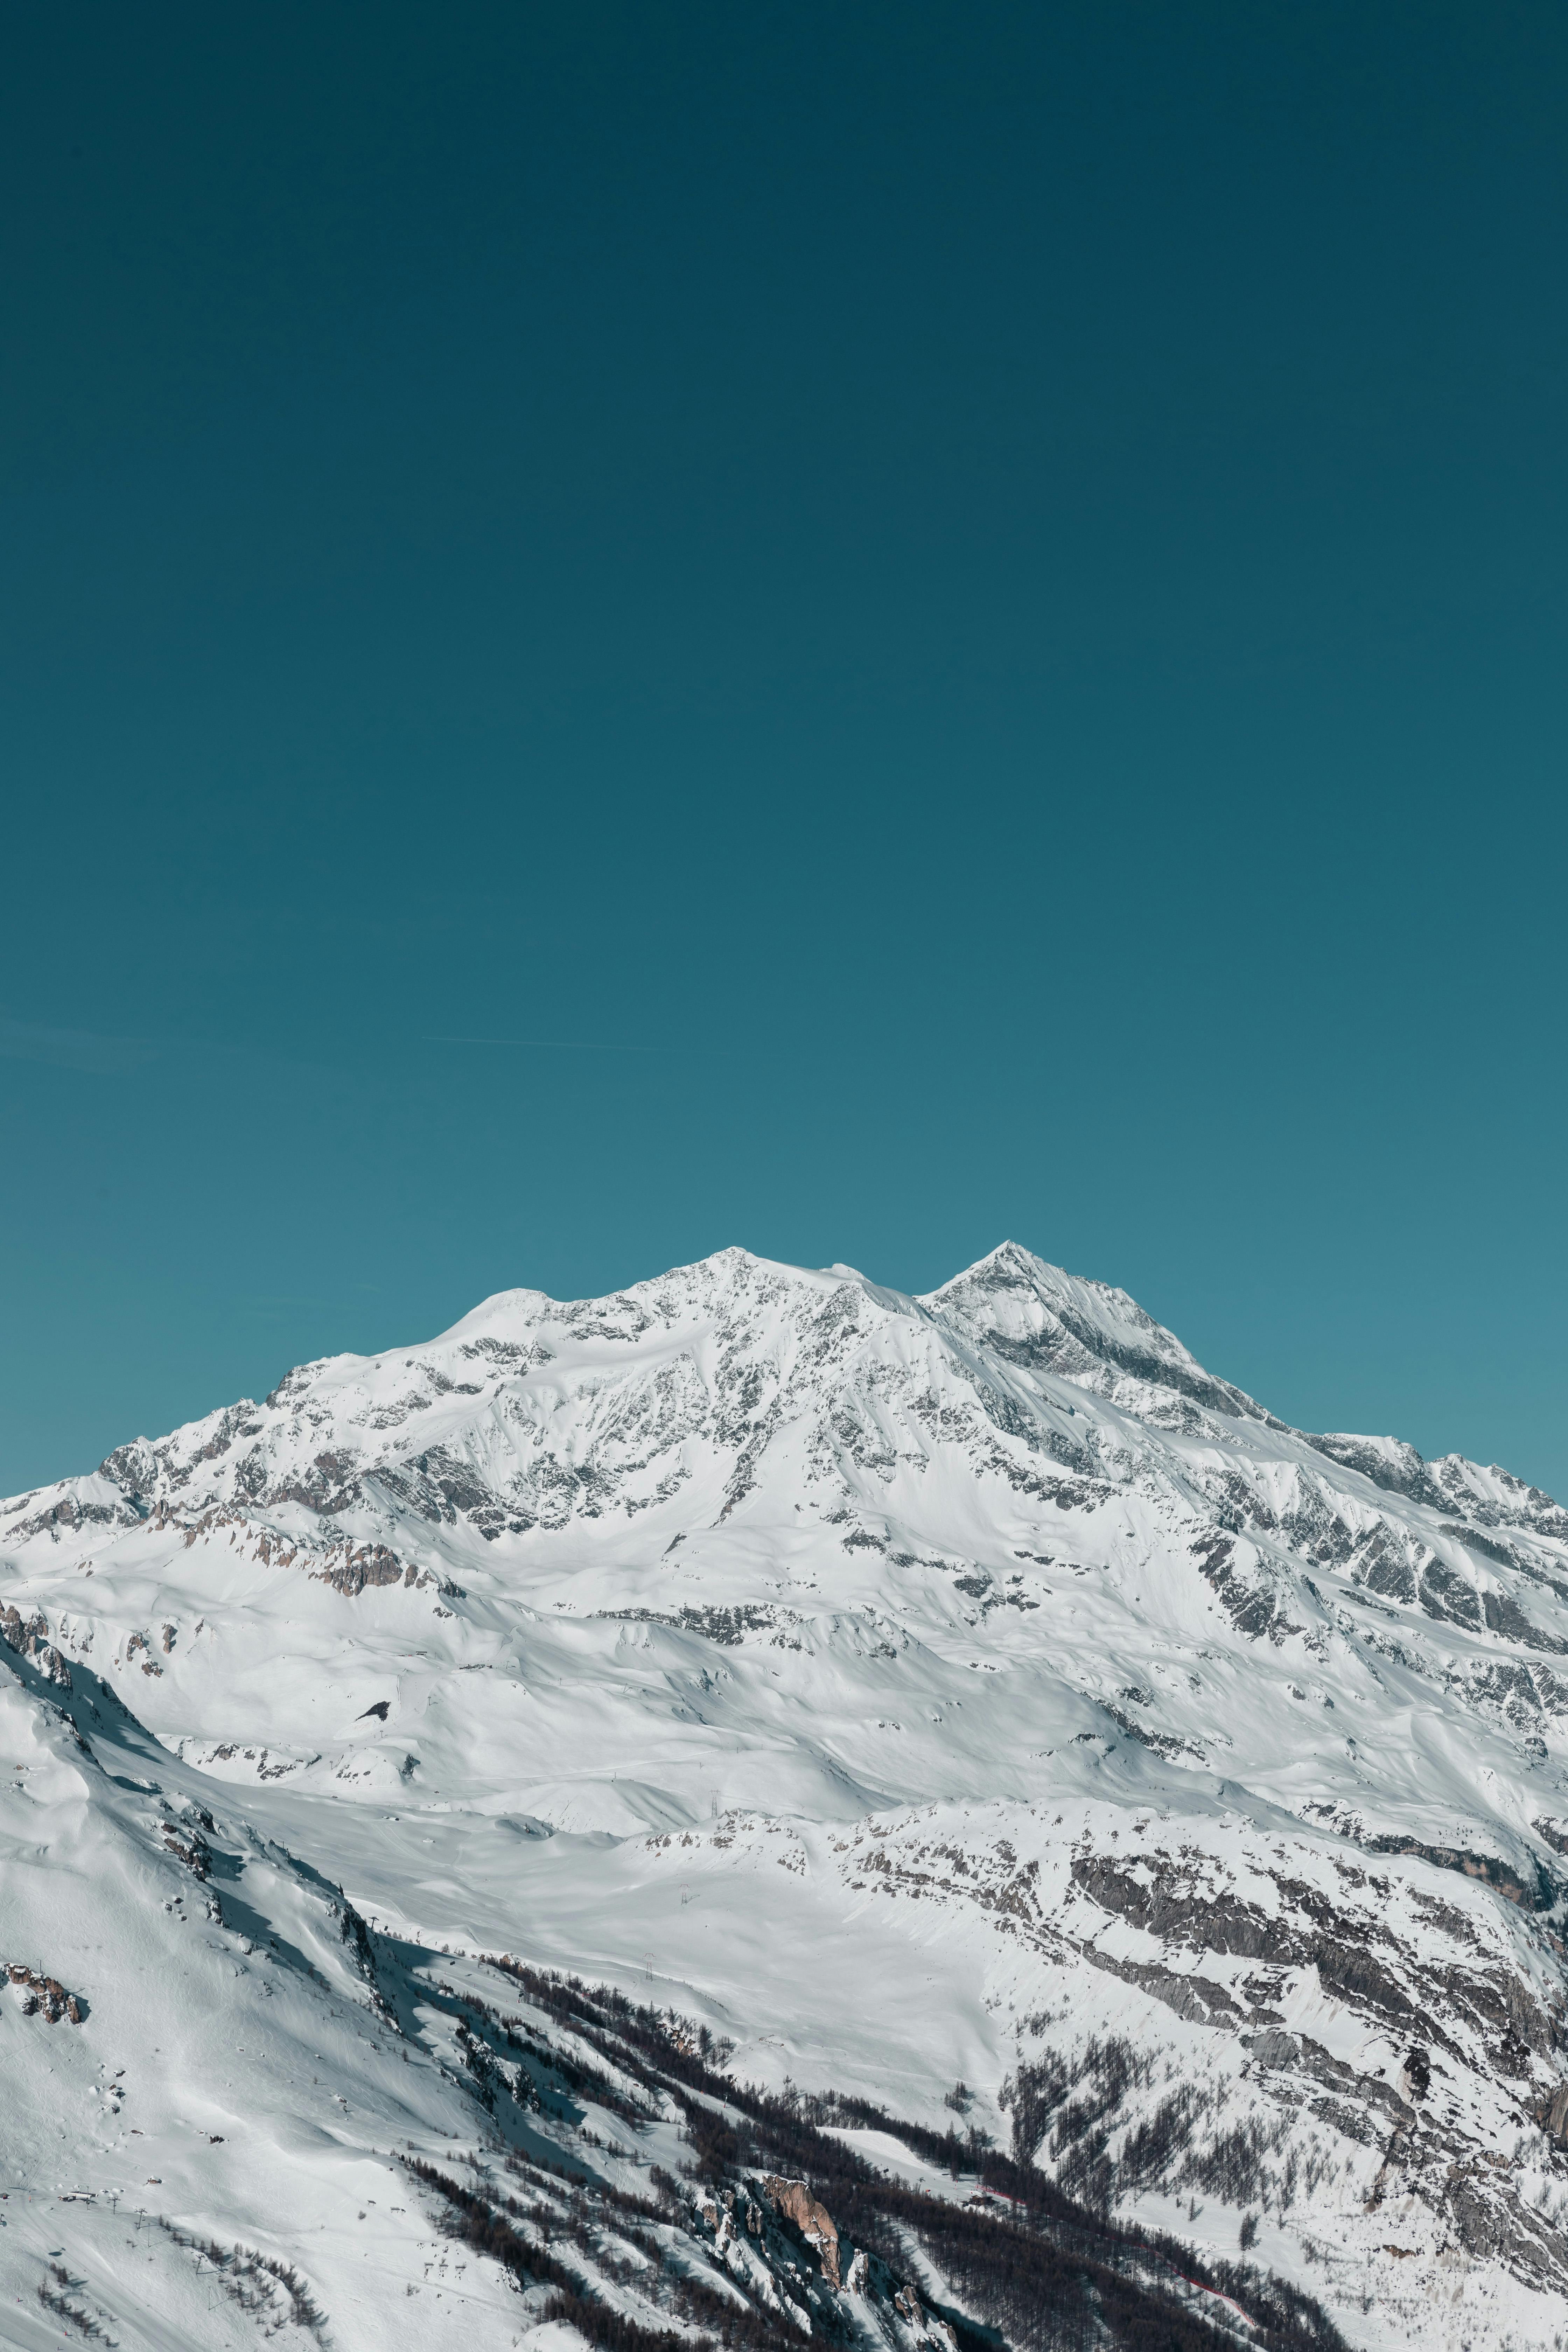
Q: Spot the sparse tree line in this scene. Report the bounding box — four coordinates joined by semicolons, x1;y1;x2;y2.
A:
1005;2039;1335;2225
399;1957;1350;2352
155;2216;325;2338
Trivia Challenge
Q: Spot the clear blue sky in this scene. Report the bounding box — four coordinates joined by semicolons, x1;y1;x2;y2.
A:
2;2;1564;1497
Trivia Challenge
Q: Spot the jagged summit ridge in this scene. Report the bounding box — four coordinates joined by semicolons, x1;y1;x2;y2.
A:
18;1237;1550;1548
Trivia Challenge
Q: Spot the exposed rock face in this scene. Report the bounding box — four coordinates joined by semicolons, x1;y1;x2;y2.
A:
161;1821;212;1880
695;2168;964;2342
6;1962;82;2022
0;1604;72;1687
763;2175;841;2288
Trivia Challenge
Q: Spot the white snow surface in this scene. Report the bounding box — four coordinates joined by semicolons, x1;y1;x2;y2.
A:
4;1241;1568;2349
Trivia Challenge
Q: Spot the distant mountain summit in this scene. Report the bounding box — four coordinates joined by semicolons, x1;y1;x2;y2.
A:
4;1244;1568;2345
926;1241;1276;1421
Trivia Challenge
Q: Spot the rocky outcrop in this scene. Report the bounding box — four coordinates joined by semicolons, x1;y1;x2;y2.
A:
162;1821;212;1879
3;1492;130;1542
0;1604;72;1688
6;1962;83;2022
763;2175;841;2288
1362;1833;1555;1913
1537;2083;1568;2149
309;1541;405;1597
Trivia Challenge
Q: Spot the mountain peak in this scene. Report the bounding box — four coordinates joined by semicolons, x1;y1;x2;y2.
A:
7;1238;1568;2342
925;1242;1269;1425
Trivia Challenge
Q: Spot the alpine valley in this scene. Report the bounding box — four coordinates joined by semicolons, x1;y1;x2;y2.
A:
4;1245;1568;2352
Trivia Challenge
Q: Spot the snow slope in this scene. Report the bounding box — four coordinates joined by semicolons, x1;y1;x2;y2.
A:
4;1243;1568;2349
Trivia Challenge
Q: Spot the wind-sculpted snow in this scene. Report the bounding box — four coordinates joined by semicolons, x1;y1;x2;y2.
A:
4;1242;1568;2348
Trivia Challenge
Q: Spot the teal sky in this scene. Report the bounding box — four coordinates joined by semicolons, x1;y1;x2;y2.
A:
2;3;1565;1497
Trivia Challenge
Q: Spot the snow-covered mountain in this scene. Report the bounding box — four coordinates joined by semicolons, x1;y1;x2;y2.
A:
4;1243;1568;2350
